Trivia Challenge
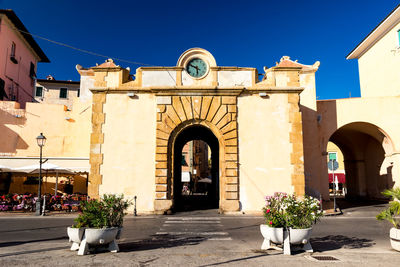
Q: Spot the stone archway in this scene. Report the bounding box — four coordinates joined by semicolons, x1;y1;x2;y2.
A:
154;96;239;213
327;122;395;199
172;124;219;210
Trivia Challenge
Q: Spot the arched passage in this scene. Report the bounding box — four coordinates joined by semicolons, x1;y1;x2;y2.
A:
172;124;219;211
327;122;394;200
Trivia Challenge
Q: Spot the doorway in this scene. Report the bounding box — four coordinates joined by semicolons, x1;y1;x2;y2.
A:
173;125;219;211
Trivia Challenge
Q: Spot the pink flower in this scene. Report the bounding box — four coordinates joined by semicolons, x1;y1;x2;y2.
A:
266;209;271;213
269;221;273;225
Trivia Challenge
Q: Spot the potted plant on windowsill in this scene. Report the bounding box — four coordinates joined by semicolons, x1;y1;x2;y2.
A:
376;187;400;252
260;192;323;255
67;194;131;255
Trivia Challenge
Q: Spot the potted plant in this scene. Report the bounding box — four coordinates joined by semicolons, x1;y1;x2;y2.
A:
260;192;323;254
261;192;287;248
66;194;131;255
285;194;323;249
376;187;400;252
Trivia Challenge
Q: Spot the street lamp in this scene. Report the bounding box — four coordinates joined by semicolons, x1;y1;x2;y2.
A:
35;133;46;216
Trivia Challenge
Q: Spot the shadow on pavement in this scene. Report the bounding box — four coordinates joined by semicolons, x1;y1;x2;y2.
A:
0;245;69;258
0;236;67;248
334;198;388;210
197;254;269;267
119;234;206;252
311;235;375;252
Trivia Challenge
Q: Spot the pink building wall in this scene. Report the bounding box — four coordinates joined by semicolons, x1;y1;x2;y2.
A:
0;10;48;108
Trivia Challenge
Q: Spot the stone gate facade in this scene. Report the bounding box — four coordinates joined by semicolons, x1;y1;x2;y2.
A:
82;48;318;214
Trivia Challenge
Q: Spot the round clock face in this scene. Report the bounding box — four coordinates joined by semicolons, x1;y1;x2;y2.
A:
186;58;208;78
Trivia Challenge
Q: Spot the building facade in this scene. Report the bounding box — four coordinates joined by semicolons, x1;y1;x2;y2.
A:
81;48;318;214
35;75;80;109
0;10;49;108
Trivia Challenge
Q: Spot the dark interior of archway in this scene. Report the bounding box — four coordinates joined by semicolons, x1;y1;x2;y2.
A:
173;125;219;211
329;127;393;205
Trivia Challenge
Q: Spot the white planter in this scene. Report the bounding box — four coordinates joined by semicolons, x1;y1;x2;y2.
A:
260;225;284;245
67;227;85;251
390;227;400;252
77;227;119;255
116;227;123;240
260;225;313;254
289;228;313;245
84;227;118;245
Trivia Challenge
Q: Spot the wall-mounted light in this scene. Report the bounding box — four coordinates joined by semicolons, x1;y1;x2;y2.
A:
127;92;136;97
317;114;322;124
65;117;71;120
259;92;269;98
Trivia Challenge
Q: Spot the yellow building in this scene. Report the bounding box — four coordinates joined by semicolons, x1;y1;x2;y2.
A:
312;5;400;201
2;5;400;213
80;48;315;214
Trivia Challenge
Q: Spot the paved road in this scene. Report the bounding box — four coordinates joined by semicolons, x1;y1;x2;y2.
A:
0;205;399;266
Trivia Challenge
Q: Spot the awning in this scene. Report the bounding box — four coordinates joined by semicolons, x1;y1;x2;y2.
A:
328;173;346;183
0;157;89;173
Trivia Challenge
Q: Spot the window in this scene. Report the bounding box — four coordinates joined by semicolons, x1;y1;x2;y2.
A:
10;42;16;57
398;30;400;46
59;88;68;99
10;42;18;64
29;62;36;78
181;154;188;166
35;86;43;97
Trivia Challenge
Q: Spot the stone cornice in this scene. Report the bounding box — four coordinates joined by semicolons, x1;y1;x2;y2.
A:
90;86;304;95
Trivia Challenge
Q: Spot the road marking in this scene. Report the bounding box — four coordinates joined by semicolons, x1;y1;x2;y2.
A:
156;231;229;236
207;237;232;241
158;216;232;241
164;221;222;224
166;217;221;220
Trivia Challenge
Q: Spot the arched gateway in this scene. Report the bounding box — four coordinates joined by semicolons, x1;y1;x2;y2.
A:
84;48;313;214
171;124;220;211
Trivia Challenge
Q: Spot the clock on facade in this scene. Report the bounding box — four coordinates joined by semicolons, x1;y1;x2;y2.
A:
186;58;208;78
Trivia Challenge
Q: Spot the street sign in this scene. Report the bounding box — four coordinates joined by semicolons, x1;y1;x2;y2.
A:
329;153;337;161
328;160;339;171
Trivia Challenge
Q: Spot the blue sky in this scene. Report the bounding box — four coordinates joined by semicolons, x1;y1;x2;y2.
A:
2;0;399;99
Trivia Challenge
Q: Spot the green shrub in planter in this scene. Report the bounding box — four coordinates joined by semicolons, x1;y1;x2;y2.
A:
73;194;131;229
377;187;400;229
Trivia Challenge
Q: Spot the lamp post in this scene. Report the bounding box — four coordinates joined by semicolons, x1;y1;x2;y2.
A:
35;133;46;216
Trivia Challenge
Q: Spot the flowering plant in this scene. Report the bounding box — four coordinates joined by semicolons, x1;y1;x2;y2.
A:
285;195;323;229
262;192;288;227
263;192;323;229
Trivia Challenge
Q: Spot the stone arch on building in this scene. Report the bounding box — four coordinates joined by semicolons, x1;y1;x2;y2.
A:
154;96;239;213
325;122;395;200
170;123;220;210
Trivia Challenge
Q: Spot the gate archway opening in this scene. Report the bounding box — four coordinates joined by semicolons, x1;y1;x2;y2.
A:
172;125;219;211
327;122;395;201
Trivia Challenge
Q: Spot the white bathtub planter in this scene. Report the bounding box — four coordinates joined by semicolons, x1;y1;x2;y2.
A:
78;227;119;255
260;225;283;250
261;193;323;255
376;187;400;252
69;194;132;256
67;227;85;251
288;228;313;254
390;228;400;251
259;225;313;255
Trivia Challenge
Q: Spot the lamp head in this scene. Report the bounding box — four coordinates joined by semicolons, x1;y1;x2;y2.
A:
36;133;46;147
